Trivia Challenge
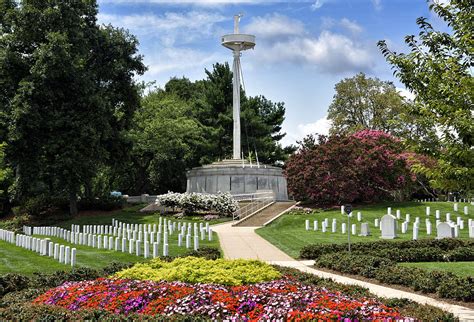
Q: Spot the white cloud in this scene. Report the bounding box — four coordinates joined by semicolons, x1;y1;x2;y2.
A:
98;11;225;42
252;30;375;74
283;116;332;146
244;14;374;74
298;116;332;137
244;13;305;39
340;18;363;34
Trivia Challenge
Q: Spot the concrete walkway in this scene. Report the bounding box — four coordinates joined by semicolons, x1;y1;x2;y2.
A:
212;222;474;321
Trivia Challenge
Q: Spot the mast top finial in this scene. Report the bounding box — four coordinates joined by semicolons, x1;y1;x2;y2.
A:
233;14;242;34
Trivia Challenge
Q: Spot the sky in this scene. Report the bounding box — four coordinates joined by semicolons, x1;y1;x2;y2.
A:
96;0;444;147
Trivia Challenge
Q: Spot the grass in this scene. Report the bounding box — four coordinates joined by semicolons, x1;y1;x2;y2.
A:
0;205;223;275
400;262;474;278
256;201;473;258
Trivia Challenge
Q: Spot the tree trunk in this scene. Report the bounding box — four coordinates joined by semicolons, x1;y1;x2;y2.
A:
69;192;78;216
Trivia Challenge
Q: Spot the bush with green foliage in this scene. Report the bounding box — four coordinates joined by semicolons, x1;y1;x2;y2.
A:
300;239;473;260
315;253;474;302
113;257;281;286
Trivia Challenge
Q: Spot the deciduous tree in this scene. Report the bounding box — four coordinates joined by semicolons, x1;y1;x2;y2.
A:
378;0;473;193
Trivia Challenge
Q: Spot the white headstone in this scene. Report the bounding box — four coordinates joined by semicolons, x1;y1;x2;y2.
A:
64;246;70;264
71;248;76;267
359;223;370;236
351;224;356;235
136;240;141;256
374;218;379;227
153;242;158;258
357;212;362;222
341;223;347;234
401;221;408;234
387;207;392;215
194;235;199;250
435;210;440;219
341;205;344;214
380;215;397;239
453;225;459;238
313;220;318;231
208;228;213;241
186;234;191;248
59;245;65;263
464;206;468;215
426;221;432;235
446;213;451;222
405;214;410;222
454;203;458;212
413;224;419;240
426;206;430;216
396;209;401;219
331;220;337;233
144;241;149;258
437;222;455;239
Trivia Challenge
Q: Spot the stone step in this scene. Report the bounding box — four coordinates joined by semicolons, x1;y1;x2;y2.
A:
234;201;296;227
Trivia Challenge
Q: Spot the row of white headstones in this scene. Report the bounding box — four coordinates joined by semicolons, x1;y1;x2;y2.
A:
25;217;213;259
0;228;77;266
304;204;474;239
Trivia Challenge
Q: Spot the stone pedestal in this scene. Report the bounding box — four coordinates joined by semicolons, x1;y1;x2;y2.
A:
186;159;288;200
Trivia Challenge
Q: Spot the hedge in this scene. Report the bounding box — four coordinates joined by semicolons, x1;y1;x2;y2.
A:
300;239;474;261
315;253;474;302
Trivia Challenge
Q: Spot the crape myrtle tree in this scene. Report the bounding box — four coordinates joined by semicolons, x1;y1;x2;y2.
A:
0;0;145;214
285;130;417;205
378;0;473;194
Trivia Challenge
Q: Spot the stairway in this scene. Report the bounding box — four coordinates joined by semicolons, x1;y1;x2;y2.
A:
234;201;296;227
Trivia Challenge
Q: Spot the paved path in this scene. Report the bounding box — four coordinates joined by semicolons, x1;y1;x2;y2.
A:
212;222;474;321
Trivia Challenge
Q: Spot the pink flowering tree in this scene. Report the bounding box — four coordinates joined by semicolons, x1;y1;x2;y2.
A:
285;130;417;205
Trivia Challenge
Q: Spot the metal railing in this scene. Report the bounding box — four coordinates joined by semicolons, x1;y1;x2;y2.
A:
233;190;275;221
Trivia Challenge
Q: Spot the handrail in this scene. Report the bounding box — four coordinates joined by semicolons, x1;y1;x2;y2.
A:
233;191;275;220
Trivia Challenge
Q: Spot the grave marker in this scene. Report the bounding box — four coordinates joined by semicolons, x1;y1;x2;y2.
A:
380;215;397;239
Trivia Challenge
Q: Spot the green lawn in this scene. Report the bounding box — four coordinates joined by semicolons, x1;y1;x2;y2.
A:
400;262;474;277
256;201;473;258
0;205;222;275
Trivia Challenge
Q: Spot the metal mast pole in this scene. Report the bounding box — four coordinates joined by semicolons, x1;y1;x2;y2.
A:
232;50;241;160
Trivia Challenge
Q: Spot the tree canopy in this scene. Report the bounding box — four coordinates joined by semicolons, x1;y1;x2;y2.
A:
378;0;473;193
285;130;418;205
0;0;145;214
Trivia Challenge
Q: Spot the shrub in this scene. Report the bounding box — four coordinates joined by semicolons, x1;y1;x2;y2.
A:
113;257;281;286
300;239;473;260
444;247;474;262
156;192;238;216
315;253;392;278
285;130;414;205
437;276;474;301
374;266;423;287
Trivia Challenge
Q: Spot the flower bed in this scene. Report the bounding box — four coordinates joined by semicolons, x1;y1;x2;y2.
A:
33;277;405;320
